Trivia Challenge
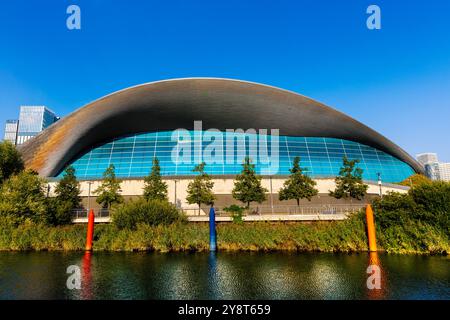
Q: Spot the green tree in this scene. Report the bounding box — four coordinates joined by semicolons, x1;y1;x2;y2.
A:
232;157;267;208
0;170;47;223
0;141;24;185
94;164;123;209
55;166;81;209
329;156;368;201
50;166;82;225
399;174;431;187
279;156;318;206
186;162;215;214
143;158;168;201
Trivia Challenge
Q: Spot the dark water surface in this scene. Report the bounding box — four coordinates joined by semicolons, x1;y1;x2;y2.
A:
0;251;448;300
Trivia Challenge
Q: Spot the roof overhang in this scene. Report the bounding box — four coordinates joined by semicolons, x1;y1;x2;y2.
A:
18;78;424;177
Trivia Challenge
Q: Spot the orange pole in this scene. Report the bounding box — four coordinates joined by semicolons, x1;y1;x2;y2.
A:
369;251;379;266
365;204;377;252
85;209;95;251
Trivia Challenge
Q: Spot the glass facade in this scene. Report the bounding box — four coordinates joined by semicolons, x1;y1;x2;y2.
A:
3;120;19;144
58;131;415;183
16;106;58;145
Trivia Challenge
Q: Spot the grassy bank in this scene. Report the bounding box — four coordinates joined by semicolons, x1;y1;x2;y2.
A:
0;213;448;254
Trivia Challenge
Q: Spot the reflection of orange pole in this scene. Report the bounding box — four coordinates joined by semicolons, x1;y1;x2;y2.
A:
82;251;93;300
369;251;379;266
85;209;95;251
365;205;377;252
366;251;386;300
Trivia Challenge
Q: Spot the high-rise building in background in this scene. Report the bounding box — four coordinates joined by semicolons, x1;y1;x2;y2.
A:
3;106;59;145
16;106;59;145
3;120;19;145
416;153;438;166
416;153;450;182
437;163;450;182
416;153;440;180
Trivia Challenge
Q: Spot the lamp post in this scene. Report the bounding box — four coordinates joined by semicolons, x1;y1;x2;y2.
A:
174;179;178;208
87;181;93;214
269;176;274;214
46;184;51;198
377;173;382;198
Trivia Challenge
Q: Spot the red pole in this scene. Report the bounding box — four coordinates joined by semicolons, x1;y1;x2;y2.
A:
85;209;95;251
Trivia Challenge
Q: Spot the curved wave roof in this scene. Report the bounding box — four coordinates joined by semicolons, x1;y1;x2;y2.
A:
18;78;423;177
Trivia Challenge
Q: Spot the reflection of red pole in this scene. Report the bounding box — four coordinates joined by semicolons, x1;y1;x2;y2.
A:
82;251;93;300
85;209;95;251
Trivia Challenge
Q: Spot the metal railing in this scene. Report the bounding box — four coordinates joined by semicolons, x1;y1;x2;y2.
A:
72;208;110;219
181;204;365;216
72;204;365;219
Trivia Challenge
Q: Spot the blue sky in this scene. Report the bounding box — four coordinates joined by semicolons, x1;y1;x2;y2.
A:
1;0;449;161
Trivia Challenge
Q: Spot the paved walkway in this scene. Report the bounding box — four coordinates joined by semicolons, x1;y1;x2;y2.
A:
72;213;347;224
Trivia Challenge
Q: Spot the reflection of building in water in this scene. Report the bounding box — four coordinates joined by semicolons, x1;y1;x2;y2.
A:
257;264;301;299
309;261;351;299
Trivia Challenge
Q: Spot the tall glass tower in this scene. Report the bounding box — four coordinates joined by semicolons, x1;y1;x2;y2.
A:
3;120;19;145
3;106;59;145
16;106;59;145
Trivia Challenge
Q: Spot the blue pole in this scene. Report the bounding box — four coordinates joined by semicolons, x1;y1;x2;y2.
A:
209;206;217;251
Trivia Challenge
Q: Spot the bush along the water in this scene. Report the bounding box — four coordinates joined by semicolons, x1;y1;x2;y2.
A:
0;168;448;253
223;205;245;224
1;208;447;253
372;181;450;254
111;198;187;230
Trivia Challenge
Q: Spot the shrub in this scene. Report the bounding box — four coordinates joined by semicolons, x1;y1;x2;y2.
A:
46;199;74;226
409;181;450;230
372;191;417;229
111;198;187;230
372;181;450;236
223;204;245;224
0;170;48;223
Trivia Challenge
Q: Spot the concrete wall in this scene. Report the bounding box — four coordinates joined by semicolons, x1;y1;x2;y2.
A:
48;177;408;212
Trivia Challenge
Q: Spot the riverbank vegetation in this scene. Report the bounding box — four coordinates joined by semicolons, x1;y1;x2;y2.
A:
0;202;448;254
0;141;448;254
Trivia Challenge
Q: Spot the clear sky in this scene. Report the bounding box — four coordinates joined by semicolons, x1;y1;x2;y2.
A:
0;0;449;161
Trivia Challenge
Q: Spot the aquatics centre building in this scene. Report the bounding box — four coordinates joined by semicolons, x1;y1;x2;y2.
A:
19;78;423;214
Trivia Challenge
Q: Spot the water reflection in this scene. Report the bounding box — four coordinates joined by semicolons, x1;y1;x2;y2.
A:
0;252;448;300
366;252;388;300
207;252;219;299
81;252;93;300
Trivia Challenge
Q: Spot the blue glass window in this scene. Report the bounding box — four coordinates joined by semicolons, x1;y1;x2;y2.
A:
57;131;415;183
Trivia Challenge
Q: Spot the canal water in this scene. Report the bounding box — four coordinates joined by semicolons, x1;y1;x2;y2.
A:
0;252;448;300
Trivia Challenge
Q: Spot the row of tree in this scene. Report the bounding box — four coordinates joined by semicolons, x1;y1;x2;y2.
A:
183;155;369;212
0;139;369;224
71;154;369;213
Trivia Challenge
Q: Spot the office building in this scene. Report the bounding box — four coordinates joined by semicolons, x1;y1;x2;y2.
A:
3;106;59;145
3;120;19;144
416;152;450;181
